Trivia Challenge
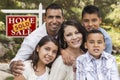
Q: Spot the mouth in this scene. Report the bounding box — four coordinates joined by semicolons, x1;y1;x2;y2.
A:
72;40;81;45
93;49;99;52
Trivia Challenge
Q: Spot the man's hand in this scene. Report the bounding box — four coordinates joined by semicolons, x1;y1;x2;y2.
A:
10;60;24;76
61;49;75;66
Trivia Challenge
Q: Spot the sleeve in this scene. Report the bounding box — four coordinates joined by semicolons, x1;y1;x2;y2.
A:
76;57;85;80
104;35;112;54
48;56;67;80
110;57;120;80
101;28;112;54
11;25;47;61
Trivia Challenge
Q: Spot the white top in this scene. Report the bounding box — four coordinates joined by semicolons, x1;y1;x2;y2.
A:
48;56;75;80
11;23;47;61
23;60;49;80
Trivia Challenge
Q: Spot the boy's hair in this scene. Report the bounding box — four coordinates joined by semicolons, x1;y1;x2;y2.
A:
86;29;105;42
82;5;101;19
45;3;63;16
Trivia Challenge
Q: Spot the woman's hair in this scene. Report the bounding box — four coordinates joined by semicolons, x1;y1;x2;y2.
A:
28;35;60;70
57;20;87;52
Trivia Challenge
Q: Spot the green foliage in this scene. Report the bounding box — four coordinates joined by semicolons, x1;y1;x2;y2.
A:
0;21;5;31
5;76;14;80
105;4;120;27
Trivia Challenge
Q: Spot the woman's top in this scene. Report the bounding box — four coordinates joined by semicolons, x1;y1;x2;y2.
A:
48;56;75;80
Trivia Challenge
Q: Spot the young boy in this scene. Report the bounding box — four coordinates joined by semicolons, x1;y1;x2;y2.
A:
81;5;112;54
76;29;119;80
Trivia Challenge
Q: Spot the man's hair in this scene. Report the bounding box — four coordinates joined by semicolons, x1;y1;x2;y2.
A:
86;29;105;42
45;3;63;16
82;5;101;19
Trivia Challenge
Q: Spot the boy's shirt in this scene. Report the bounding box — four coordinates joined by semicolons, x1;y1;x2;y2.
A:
76;51;119;80
98;27;112;54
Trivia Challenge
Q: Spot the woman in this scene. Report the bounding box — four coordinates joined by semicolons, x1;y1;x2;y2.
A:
48;20;87;80
14;35;60;80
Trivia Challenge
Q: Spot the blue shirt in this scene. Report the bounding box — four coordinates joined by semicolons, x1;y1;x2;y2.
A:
76;51;119;80
98;27;112;54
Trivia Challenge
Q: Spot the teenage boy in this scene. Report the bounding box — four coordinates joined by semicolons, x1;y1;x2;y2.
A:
81;5;112;54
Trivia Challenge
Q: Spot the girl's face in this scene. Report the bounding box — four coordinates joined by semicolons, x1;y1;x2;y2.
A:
37;41;58;65
64;25;83;49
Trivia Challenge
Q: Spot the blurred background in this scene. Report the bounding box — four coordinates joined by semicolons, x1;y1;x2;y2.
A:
0;0;120;80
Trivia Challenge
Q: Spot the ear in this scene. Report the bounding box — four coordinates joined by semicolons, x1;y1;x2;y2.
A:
84;42;88;49
43;14;46;22
103;42;106;50
36;46;40;52
99;17;102;24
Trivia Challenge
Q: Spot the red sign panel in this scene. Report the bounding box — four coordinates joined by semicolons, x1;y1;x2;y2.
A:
6;15;36;37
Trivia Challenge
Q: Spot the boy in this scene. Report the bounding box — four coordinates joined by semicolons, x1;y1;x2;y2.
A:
76;29;119;80
81;5;112;54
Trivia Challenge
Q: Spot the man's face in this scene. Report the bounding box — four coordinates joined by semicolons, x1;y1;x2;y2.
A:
44;9;64;35
82;13;102;31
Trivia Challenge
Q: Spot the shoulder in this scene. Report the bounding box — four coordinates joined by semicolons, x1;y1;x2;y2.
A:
103;51;115;60
99;27;111;39
52;55;67;68
76;54;87;63
23;60;33;71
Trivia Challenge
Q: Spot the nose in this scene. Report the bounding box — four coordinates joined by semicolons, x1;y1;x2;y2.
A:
94;42;98;46
53;17;57;23
89;21;93;26
47;51;53;57
72;34;77;39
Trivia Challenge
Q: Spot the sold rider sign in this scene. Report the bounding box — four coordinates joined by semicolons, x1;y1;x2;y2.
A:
6;15;36;37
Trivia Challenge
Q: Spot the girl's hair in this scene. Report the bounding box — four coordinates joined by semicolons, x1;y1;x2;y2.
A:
28;35;60;70
57;20;87;52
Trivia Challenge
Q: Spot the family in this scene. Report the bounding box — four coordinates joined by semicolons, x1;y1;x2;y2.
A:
9;3;119;80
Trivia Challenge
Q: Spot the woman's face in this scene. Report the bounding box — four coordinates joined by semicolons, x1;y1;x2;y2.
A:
64;25;83;49
37;41;58;65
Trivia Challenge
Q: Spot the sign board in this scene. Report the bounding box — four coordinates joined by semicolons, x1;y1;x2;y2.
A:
6;15;36;37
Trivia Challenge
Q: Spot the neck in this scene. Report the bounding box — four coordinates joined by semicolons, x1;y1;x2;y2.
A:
66;47;83;59
35;61;46;72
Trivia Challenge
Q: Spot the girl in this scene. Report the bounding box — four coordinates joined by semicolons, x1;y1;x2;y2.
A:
14;35;60;80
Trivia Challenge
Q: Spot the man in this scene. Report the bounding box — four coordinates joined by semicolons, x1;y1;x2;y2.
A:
10;3;64;75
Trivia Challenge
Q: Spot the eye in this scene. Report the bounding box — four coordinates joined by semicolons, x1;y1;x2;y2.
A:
66;33;72;37
75;31;80;34
89;41;94;44
56;16;61;19
48;16;53;19
92;19;97;22
45;47;50;51
98;41;102;44
83;19;89;22
53;50;58;54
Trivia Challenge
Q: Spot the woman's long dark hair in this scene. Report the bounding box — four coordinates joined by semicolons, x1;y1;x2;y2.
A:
28;35;60;71
57;20;87;52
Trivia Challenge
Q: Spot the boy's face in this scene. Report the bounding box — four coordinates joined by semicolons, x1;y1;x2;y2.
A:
82;13;102;31
85;33;105;59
